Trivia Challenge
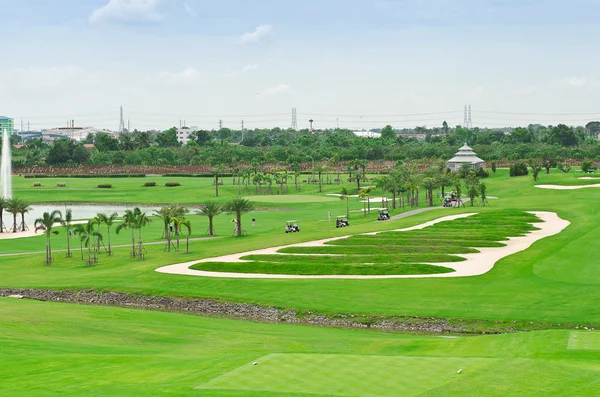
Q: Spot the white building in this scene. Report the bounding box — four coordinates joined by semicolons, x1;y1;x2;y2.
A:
42;126;115;142
177;126;198;145
446;143;486;172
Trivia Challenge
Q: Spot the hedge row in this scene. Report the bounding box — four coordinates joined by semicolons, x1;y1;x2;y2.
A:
23;174;146;179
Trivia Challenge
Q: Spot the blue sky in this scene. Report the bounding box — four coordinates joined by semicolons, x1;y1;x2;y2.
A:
1;0;600;131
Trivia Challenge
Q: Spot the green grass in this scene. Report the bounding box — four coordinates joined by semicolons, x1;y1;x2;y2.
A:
4;169;600;326
191;261;454;275
2;298;600;397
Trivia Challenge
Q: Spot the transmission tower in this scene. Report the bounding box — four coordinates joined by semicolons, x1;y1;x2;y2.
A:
118;105;125;134
219;119;223;130
463;105;468;128
291;108;298;130
468;105;472;129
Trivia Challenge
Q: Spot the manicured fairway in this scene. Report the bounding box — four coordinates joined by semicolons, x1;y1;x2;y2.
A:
2;298;600;397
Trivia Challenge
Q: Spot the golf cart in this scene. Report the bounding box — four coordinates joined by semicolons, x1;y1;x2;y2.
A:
285;220;300;233
336;215;350;228
377;208;390;221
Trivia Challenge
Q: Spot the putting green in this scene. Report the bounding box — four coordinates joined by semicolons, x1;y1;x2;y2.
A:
568;332;600;350
198;353;496;396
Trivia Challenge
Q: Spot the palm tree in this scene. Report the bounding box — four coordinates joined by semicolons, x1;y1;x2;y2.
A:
62;208;73;258
213;163;224;197
79;220;102;266
17;199;31;232
179;219;192;253
97;212;118;255
93;215;104;255
172;217;186;251
116;208;139;258
34;210;63;266
135;210;152;260
73;223;86;260
340;187;350;220
197;201;222;236
421;177;438;207
5;197;22;233
313;163;326;192
223;197;254;237
0;196;7;233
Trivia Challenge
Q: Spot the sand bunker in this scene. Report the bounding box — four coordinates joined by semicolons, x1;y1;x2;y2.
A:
535;184;600;190
156;212;569;279
579;177;600;180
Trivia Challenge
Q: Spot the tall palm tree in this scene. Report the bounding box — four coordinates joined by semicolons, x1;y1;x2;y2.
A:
213;163;224;197
17;199;31;232
73;223;86;260
5;197;22;233
197;201;222;236
79;220;102;266
97;212;118;256
135;210;152;260
179;219;192;253
34;210;63;266
62;208;73;258
421;177;438;207
223;197;254;237
313;163;326;192
116;208;139;258
0;196;7;233
340;187;350;220
172;217;185;251
92;215;104;255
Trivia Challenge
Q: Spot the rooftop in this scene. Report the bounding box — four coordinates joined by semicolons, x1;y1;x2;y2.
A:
0;116;13;120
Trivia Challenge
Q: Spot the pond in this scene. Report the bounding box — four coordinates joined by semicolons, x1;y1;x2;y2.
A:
1;204;161;230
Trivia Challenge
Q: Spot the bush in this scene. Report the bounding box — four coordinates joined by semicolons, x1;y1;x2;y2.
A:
97;183;113;188
581;161;598;173
165;181;181;187
476;167;489;178
491;162;497;174
144;181;157;187
509;162;529;177
56;183;67;187
32;182;42;187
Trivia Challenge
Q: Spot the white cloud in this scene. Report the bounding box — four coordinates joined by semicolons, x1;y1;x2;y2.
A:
155;67;204;83
515;86;538;96
242;64;259;72
264;83;290;95
184;2;197;17
566;76;588;87
89;0;163;24
240;25;273;43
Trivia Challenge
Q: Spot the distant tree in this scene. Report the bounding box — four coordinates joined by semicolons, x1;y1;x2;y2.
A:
529;159;542;182
340;187;350;219
72;144;91;164
197;201;222;236
94;133;119;152
62;208;73;258
380;125;395;140
47;139;75;165
442;121;449;134
97;212;118;256
421;177;438;207
543;124;582;146
179;219;192;253
585;121;600;138
491;162;497;174
156;127;180;147
510;127;535;144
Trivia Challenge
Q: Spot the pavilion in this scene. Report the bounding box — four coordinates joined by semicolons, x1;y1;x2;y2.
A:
446;143;486;172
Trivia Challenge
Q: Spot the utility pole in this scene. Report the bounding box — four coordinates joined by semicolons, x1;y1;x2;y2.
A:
463;105;468;128
219;119;223;130
241;120;245;142
128;119;131;132
468;105;472;129
118;105;125;134
291;108;298;130
337;118;339;129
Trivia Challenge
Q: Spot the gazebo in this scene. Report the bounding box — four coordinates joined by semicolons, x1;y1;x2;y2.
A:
446;143;486;172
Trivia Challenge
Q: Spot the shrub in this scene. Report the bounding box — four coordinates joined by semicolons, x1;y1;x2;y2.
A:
32;182;42;187
491;162;497;174
144;181;157;187
165;181;181;187
476;167;489;178
97;183;113;188
56;183;67;187
509;162;529;177
581;161;597;173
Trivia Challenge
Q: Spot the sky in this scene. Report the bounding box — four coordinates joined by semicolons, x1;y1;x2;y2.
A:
1;0;600;131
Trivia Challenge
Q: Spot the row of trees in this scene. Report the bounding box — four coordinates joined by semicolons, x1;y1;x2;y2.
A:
0;197;31;233
10;123;600;169
30;196;256;266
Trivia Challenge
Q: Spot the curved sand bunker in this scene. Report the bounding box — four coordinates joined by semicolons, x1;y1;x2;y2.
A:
156;212;569;279
536;184;600;190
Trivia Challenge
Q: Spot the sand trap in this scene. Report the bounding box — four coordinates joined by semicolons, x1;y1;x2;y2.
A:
156;212;569;279
535;184;600;190
579;177;600;180
0;220;89;240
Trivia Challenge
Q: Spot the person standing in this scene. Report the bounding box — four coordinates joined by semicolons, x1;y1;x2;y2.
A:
328;212;331;222
252;217;256;227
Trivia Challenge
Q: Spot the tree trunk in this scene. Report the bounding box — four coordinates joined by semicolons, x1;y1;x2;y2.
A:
209;216;214;236
45;234;50;266
131;229;136;258
236;215;242;236
88;243;92;266
318;172;322;192
215;174;219;197
107;228;111;256
21;213;25;232
392;191;397;209
186;238;189;253
346;197;349;219
66;228;71;258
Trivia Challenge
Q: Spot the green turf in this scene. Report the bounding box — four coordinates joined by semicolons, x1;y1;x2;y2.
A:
198;353;496;396
3;169;600;326
2;298;600;397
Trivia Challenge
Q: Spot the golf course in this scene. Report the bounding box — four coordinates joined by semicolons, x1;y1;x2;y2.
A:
2;168;600;396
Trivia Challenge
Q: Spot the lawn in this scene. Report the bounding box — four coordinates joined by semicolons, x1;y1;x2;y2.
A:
3;169;600;326
1;298;599;397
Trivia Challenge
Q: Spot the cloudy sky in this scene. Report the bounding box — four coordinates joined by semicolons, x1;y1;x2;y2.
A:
1;0;600;131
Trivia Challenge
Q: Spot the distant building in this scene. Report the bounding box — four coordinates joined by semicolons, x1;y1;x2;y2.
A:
42;126;115;142
177;126;198;145
0;116;14;134
446;143;486;172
